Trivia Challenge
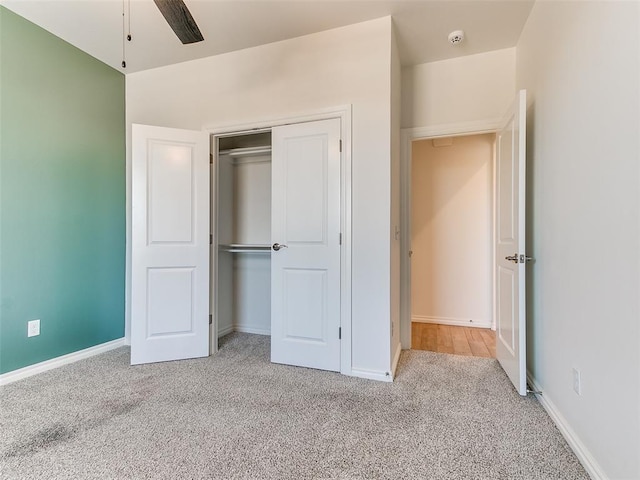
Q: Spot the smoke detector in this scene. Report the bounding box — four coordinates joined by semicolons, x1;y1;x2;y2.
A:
448;30;465;46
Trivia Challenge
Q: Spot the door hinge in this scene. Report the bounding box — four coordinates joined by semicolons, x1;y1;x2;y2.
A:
339;139;342;153
209;314;212;325
339;233;342;245
210;234;213;245
209;153;214;164
338;327;342;339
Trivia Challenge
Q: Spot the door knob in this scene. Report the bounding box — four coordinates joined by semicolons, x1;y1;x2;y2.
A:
272;243;288;251
505;254;518;263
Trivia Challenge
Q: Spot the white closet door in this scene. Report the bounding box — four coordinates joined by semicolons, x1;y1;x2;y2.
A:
270;119;341;372
131;124;210;365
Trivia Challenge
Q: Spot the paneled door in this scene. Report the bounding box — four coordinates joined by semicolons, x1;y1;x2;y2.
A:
495;90;528;395
270;119;341;372
131;124;210;365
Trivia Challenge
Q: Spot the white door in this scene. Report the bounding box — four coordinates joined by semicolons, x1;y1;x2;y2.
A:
131;124;210;365
270;119;341;372
496;90;528;395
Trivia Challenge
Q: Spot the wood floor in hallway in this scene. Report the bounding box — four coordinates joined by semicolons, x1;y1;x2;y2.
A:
411;323;496;358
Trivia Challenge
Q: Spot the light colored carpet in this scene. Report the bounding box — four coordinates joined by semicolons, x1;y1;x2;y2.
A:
1;333;588;479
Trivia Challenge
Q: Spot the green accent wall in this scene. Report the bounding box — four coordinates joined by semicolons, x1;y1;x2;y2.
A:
0;7;125;374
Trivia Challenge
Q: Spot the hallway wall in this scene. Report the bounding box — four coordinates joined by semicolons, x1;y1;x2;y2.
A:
411;134;494;328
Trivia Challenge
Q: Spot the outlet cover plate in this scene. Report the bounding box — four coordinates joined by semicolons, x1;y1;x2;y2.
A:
27;319;40;337
572;368;581;395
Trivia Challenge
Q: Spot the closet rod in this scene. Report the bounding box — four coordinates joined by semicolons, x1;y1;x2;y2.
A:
219;244;271;253
218;146;271;158
223;249;271;254
221;243;271;248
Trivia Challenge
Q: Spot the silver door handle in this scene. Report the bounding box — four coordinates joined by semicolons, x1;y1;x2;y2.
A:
505;254;518;263
272;243;288;251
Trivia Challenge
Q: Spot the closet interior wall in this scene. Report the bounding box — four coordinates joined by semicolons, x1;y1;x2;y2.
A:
215;131;272;337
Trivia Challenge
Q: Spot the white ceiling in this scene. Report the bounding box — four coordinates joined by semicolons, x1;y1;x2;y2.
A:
1;0;535;74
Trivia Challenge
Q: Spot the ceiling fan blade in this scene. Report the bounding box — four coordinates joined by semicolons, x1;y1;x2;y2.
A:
153;0;204;44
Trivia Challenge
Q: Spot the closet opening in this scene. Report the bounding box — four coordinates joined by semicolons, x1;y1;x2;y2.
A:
211;130;273;351
208;111;351;375
409;133;497;358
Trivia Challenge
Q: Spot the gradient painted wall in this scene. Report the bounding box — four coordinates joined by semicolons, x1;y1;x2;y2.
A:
0;7;125;374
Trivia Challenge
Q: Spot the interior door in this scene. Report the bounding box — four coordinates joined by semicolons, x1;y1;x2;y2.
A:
496;90;528;395
131;124;210;365
270;119;341;372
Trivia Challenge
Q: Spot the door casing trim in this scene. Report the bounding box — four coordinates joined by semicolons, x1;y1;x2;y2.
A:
400;118;501;350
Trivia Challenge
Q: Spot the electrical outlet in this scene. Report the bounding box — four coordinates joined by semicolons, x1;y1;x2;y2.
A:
27;319;40;337
572;368;582;395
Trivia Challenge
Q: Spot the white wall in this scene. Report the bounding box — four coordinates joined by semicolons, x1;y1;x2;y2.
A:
233;254;271;335
217;155;272;337
411;134;493;328
402;48;515;129
517;3;640;479
233;159;271;245
126;18;394;377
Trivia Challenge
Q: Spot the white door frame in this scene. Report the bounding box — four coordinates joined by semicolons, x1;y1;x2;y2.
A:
400;119;501;350
206;105;353;376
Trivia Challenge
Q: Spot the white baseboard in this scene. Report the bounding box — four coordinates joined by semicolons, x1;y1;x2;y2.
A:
217;325;235;337
526;372;607;480
234;326;270;336
0;338;126;387
217;325;271;337
412;315;491;329
391;342;402;379
351;367;393;383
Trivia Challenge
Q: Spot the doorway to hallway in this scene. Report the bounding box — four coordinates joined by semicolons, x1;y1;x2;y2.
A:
410;133;496;359
411;323;495;358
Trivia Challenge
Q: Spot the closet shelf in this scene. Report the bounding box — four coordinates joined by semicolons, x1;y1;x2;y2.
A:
218;146;272;158
219;243;271;254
